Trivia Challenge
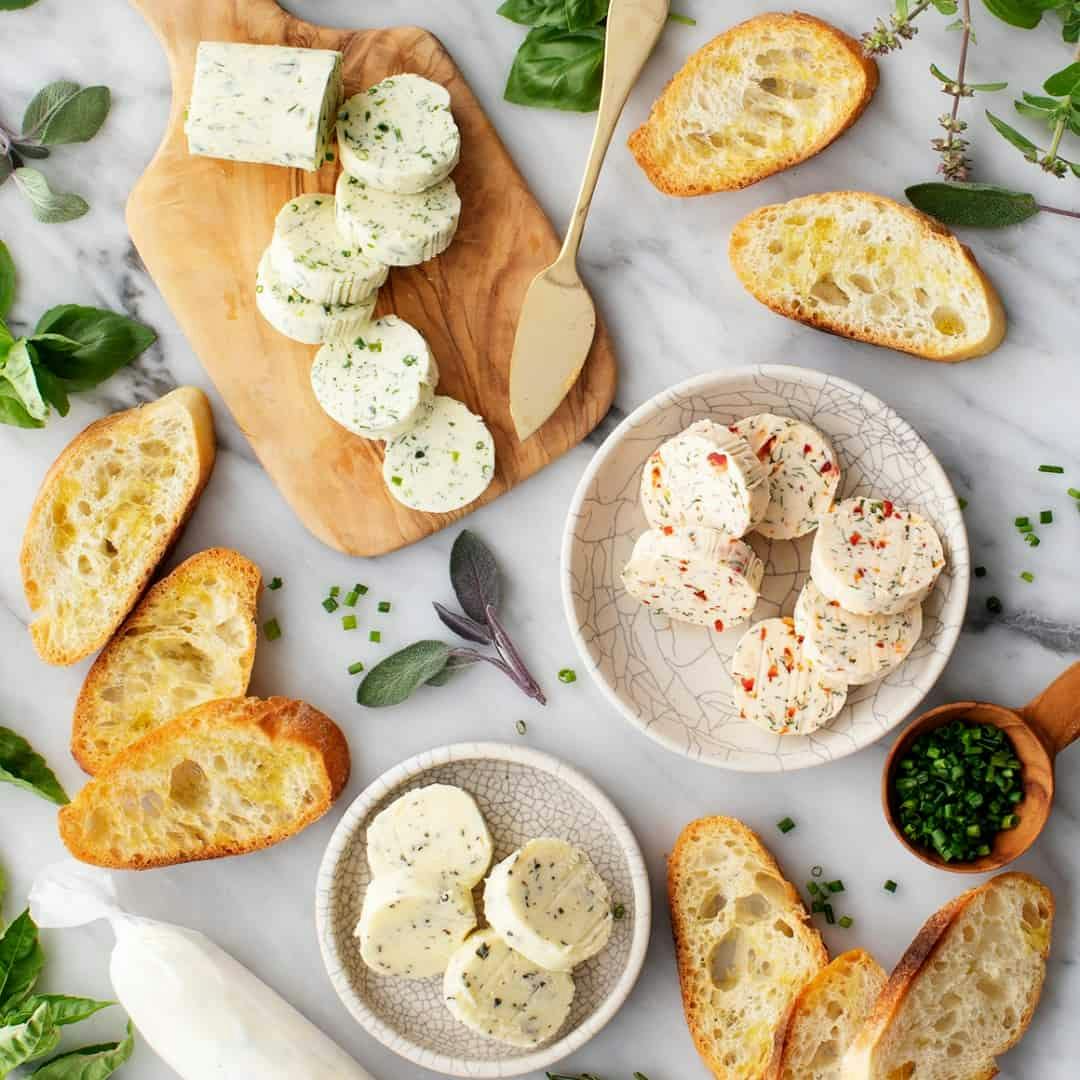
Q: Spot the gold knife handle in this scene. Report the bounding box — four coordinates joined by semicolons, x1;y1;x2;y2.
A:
559;0;671;264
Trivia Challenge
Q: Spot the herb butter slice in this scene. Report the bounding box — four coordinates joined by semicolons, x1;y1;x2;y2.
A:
270;194;388;306
255;249;376;345
338;75;461;194
310;316;439;441
336;172;461;267
185;42;342;171
382;395;494;513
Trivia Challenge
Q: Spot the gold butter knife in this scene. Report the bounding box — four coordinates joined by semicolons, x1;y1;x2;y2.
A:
509;0;671;442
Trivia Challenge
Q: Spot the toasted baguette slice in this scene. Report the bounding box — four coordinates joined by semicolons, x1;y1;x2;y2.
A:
59;697;350;869
71;549;262;775
841;872;1053;1080
729;191;1006;362
629;13;877;196
21;387;216;666
772;949;886;1080
669;817;827;1079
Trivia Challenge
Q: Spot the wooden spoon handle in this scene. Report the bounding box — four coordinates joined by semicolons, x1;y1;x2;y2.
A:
1020;660;1080;758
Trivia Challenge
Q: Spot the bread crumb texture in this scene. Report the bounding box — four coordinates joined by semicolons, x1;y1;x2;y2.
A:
629;13;877;194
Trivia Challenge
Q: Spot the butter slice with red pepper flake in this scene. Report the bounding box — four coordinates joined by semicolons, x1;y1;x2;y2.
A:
640;420;769;537
811;496;945;616
794;579;923;686
731;617;848;735
732;413;841;539
621;527;763;629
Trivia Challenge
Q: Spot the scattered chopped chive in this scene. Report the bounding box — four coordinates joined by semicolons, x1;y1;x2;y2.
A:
263;618;282;641
987;596;1003;614
1014;516;1030;528
267;577;282;590
884;879;898;893
369;630;381;643
1068;488;1080;500
355;583;369;596
344;589;360;607
668;11;697;25
811;899;825;914
1020;571;1035;583
515;719;527;736
1040;510;1053;524
558;668;577;684
838;915;854;929
958;496;968;510
322;597;339;613
811;865;823;878
377;601;391;613
823;904;836;925
1017;522;1034;533
342;614;358;630
347;661;365;675
1024;533;1041;547
826;880;845;894
777;817;796;834
1038;465;1064;474
612;902;626;920
329;586;340;597
807;882;821;897
974;566;987;578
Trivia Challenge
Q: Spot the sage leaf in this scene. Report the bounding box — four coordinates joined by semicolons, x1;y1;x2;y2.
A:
10;143;50;161
1;996;113;1029
1044;61;1080;97
21;81;80;138
37;87;111;146
985;110;1040;157
12;169;89;224
0;242;14;320
29;1022;135;1079
426;652;480;686
0;911;44;1012
1;340;47;421
504;25;606;112
0;1002;59;1075
357;641;451;706
0;157;11;186
32;306;156;390
433;601;492;645
0;728;69;805
906;181;1040;227
980;0;1044;29
0;383;44;428
450;530;501;624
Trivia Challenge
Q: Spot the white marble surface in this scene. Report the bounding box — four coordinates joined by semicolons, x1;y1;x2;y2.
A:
1;1;1078;1077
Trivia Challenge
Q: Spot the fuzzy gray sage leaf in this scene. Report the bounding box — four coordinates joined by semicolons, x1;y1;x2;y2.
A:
433;601;492;645
21;81;79;138
357;641;451;706
36;87;111;146
12;169;89;224
906;181;1040;227
450;530;500;625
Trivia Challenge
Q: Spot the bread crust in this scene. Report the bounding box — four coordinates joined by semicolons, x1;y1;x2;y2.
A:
20;386;217;665
629;13;879;196
58;696;351;870
668;816;827;1079
841;873;1053;1079
71;547;262;774
728;191;1007;362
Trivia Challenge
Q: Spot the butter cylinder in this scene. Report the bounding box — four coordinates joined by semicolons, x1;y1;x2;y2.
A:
185;42;343;171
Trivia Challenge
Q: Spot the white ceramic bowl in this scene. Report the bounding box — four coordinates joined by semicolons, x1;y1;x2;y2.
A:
561;365;969;773
315;742;651;1077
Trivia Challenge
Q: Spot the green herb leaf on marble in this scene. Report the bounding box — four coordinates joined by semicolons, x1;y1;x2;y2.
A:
504;25;606;111
31;306;157;391
0;1001;60;1075
29;1021;135;1079
357;641;452;706
21;82;82;138
0;241;14;320
907;181;1043;227
0;728;69;805
12;168;89;224
1;996;114;1030
36;87;111;146
0;911;45;1012
0;0;42;10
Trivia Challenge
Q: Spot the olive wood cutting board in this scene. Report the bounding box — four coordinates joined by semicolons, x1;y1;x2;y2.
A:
127;0;617;556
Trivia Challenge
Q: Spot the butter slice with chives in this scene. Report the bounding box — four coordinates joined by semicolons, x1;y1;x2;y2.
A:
186;42;343;171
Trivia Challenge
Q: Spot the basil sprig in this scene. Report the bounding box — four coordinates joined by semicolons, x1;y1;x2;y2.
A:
0;245;156;428
1;79;110;223
0;727;68;805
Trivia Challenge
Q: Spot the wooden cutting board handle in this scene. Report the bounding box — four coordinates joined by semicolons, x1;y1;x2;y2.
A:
1020;661;1080;758
132;0;284;40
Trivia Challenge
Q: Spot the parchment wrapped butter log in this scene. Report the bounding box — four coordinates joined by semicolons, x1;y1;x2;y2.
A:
31;861;378;1080
185;42;343;171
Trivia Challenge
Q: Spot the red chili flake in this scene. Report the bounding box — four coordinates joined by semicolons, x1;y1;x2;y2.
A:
828;600;841;608
707;452;728;469
849;532;863;545
852;497;863;511
875;539;889;550
786;706;797;719
662;525;674;535
820;461;834;474
760;627;768;640
693;589;708;601
740;677;755;692
714;619;725;632
651;466;662;488
767;663;779;680
875;641;886;649
797;634;805;644
803;443;812;455
757;435;777;461
855;568;866;581
882;500;894;518
782;647;795;671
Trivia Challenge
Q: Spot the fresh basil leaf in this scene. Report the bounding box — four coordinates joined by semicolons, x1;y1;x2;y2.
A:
566;0;609;30
26;333;81;354
0;241;13;320
1;339;48;421
0;911;44;1012
0;728;69;806
1044;61;1080;97
906;181;1040;227
0;0;41;9
12;168;89;224
30;1022;135;1080
498;0;573;27
357;641;451;706
504;25;605;112
1;996;113;1030
0;1002;59;1075
450;530;501;624
433;601;493;645
1065;4;1080;42
37;87;110;146
980;0;1045;27
0;383;44;428
10;143;50;160
31;306;156;391
21;81;80;137
0;862;6;914
986;110;1040;157
931;0;960;13
30;361;69;417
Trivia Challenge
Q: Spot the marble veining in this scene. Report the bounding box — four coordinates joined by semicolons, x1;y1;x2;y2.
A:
0;1;1077;1078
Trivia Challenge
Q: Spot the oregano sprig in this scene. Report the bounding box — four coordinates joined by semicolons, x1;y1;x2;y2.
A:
987;61;1080;176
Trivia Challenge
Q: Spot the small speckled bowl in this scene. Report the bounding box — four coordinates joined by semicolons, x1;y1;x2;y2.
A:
315;742;651;1078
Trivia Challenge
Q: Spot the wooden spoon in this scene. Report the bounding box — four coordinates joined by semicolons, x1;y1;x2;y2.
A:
882;661;1080;874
